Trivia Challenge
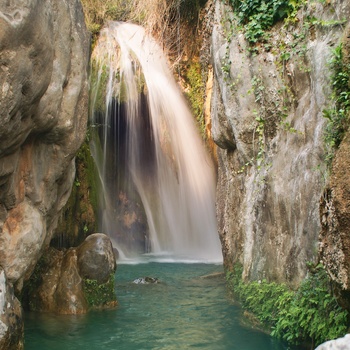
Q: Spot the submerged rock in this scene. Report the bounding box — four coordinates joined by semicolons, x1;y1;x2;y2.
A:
133;277;159;284
199;272;225;279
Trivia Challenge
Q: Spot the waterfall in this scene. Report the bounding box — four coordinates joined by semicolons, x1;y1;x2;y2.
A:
90;22;222;262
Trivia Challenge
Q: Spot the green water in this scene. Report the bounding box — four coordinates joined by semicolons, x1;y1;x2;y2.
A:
24;258;290;349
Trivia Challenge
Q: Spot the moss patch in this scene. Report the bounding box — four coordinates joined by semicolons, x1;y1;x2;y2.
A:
183;61;206;138
83;273;117;309
52;134;99;249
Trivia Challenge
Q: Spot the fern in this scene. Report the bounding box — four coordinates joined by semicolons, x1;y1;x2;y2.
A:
227;263;349;347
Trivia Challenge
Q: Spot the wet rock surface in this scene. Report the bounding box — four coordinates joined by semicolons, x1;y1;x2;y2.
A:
26;234;117;314
133;277;159;284
0;0;90;345
211;0;350;287
0;0;89;283
77;233;117;284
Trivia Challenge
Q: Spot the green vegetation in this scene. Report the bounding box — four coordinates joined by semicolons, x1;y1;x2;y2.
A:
20;253;50;311
80;0;133;37
323;43;350;165
81;0;207;48
83;273;117;308
227;263;349;347
53;134;99;249
184;62;206;138
89;62;109;113
223;0;346;176
227;0;302;45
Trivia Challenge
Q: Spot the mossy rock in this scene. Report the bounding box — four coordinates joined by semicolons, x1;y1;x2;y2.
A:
83;273;117;309
52;135;99;249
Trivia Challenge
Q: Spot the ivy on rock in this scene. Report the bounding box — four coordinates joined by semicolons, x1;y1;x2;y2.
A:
227;0;302;44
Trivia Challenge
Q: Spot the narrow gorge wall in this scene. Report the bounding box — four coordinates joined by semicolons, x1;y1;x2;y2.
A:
320;21;350;305
211;0;350;287
0;0;89;348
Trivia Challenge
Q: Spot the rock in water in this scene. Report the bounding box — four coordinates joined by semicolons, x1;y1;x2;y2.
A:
25;234;117;314
315;334;350;350
133;277;159;284
54;249;89;315
77;233;117;284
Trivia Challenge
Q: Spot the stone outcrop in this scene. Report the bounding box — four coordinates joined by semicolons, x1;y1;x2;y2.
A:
0;269;23;350
26;234;117;314
315;334;350;350
0;0;90;347
211;0;350;287
77;233;117;284
26;247;87;314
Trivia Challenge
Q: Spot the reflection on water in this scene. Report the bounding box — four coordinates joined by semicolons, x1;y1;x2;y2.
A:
25;261;290;350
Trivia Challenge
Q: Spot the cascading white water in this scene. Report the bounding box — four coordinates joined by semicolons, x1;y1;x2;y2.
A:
90;22;222;262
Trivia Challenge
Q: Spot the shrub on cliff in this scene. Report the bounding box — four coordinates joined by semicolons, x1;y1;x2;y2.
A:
80;0;133;35
227;263;349;347
324;43;350;165
227;0;302;44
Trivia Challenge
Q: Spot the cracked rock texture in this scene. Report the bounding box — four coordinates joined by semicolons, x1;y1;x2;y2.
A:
0;0;89;348
319;23;350;304
211;0;350;288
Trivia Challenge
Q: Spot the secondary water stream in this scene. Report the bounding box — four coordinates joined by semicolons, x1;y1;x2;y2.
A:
24;258;290;349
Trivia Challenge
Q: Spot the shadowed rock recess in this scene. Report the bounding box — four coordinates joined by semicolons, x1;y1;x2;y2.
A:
0;0;90;348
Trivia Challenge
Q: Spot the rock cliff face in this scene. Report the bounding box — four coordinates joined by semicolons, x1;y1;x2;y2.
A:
211;0;350;287
319;22;350;306
0;0;89;348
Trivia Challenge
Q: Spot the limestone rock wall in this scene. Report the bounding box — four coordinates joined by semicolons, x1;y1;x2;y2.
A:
319;22;350;302
211;0;350;287
0;0;89;285
0;0;89;347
